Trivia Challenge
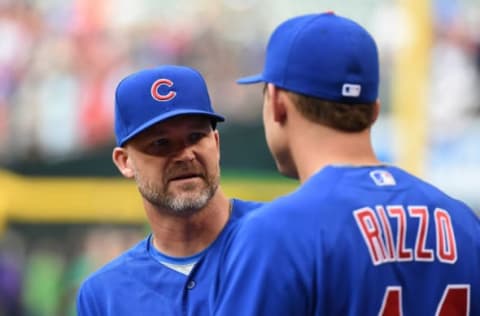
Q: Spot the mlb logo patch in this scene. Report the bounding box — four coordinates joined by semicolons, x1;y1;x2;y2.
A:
369;170;396;186
342;83;361;97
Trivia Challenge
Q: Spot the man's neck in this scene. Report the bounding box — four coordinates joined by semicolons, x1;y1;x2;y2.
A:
292;125;381;183
146;191;231;257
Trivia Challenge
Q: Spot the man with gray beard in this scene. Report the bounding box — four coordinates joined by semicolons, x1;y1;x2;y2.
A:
76;65;263;316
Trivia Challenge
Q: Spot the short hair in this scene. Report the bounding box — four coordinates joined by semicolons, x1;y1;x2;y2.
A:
286;90;376;132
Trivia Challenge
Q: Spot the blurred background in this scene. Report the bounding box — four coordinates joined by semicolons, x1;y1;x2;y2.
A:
0;0;479;314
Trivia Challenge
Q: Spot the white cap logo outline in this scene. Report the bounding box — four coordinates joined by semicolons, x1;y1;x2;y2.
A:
151;78;177;102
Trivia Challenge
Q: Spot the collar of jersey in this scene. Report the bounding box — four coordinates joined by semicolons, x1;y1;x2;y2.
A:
147;234;207;265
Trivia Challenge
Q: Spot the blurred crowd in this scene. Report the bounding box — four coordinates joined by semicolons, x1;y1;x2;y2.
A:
426;0;480;204
0;0;273;164
0;0;479;165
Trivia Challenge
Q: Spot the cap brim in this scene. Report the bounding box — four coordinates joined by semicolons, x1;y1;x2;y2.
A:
120;109;225;146
236;74;265;85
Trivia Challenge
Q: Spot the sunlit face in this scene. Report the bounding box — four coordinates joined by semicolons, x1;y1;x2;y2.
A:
124;115;220;216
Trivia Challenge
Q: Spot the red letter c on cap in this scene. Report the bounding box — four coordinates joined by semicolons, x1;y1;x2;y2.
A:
151;79;176;102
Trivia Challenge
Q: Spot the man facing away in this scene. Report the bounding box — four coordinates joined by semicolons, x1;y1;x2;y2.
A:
193;12;480;316
76;65;262;316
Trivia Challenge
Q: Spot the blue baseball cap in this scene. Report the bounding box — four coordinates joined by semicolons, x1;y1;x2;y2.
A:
114;65;225;146
238;12;379;104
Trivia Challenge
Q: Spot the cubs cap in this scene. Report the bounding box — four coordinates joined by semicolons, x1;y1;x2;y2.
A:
237;12;379;104
114;65;225;146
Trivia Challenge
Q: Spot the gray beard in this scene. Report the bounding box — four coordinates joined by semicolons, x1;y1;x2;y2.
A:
137;174;219;216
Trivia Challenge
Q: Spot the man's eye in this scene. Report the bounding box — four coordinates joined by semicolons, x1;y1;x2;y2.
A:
189;132;204;143
152;139;169;147
144;138;171;155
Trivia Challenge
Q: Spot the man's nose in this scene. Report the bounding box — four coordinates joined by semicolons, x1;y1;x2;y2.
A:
172;144;195;162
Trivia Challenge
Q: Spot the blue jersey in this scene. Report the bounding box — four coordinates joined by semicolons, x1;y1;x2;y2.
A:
211;166;480;316
76;199;263;316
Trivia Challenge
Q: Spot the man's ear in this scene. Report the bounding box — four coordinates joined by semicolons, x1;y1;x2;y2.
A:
213;129;220;154
372;100;381;123
112;147;135;178
267;83;287;124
